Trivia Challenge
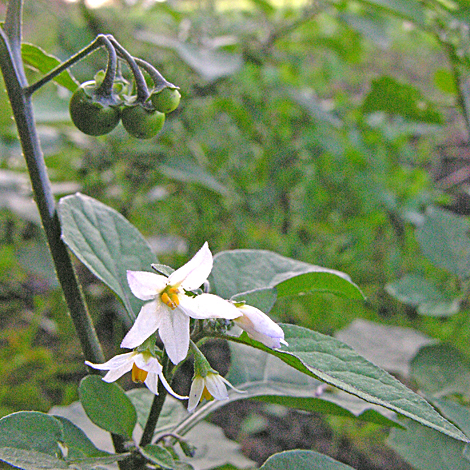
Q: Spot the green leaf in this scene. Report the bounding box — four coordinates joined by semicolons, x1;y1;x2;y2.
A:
431;397;470;438
0;448;69;470
434;69;457;95
388;419;470;470
211;249;364;303
411;344;470;398
141;445;176;469
0;411;120;470
362;76;443;124
386;274;449;306
0;411;63;457
58;193;157;319
416;206;470;280
417;300;461;317
225;342;402;428
21;43;78;93
225;324;469;442
385;274;460;317
260;449;355;469
54;416;110;460
79;375;137;438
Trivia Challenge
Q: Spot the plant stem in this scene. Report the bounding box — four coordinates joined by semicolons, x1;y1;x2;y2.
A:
4;0;23;81
95;34;118;99
448;46;470;139
139;353;171;447
25;35;107;96
1;3;132;459
133;57;175;92
1;11;104;369
107;35;150;102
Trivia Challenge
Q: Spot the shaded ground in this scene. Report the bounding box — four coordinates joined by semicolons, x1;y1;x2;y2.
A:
211;401;413;470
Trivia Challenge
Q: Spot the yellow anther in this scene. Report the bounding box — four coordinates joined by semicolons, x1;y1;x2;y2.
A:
131;363;148;383
202;386;214;401
161;289;179;309
170;293;180;307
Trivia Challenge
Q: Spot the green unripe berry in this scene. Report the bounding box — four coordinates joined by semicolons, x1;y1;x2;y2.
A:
122;104;165;139
69;81;121;136
150;87;181;114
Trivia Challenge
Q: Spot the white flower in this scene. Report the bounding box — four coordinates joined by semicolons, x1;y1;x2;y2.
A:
85;351;186;398
187;371;240;412
233;304;288;349
121;242;240;365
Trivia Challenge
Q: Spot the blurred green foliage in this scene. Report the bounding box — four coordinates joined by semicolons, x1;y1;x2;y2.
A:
3;0;470;465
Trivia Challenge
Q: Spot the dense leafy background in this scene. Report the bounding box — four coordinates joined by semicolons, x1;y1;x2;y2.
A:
2;0;470;468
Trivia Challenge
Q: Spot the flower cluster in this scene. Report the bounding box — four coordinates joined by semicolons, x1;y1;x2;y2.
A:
86;242;287;411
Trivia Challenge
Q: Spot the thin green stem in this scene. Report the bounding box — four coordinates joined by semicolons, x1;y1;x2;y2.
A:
133;57;175;92
107;35;150;102
95;35;118;99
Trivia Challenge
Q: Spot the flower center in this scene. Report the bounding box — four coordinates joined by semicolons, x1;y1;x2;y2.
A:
160;286;180;310
202;385;214;401
132;363;148;383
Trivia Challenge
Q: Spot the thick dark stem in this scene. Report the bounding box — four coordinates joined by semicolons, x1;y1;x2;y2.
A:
0;26;105;370
0;5;127;458
139;354;172;447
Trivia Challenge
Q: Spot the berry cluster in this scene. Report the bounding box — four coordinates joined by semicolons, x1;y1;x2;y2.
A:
68;35;180;139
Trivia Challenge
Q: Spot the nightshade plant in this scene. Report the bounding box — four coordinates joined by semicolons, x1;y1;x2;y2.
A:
0;1;469;469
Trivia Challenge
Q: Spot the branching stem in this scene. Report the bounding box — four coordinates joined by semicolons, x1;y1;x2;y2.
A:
25;34;113;96
107;35;150;102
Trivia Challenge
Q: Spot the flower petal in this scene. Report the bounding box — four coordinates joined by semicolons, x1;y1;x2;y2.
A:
220;375;246;394
204;373;229;401
158;308;190;365
234;304;286;348
102;362;134;382
178;293;240;320
168;242;212;290
85;352;136;371
127;271;167;300
157;371;188;400
120;300;163;349
188;376;205;412
134;354;162;374
144;372;160;395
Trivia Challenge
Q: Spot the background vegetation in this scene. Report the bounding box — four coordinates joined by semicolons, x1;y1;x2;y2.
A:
2;0;470;468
